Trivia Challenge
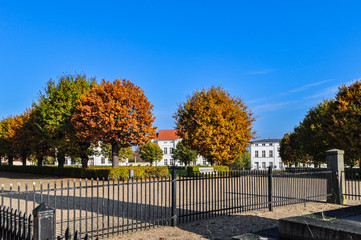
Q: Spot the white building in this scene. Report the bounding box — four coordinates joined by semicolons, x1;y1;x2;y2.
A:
250;139;283;170
153;130;209;166
64;145;128;166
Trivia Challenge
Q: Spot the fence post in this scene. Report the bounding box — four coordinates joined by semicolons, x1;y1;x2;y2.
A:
268;166;273;211
33;202;55;240
171;168;177;226
129;169;134;178
326;149;345;204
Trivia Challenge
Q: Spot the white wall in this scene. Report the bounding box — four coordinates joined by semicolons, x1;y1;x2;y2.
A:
250;141;283;170
153;139;209;166
64;145;128;166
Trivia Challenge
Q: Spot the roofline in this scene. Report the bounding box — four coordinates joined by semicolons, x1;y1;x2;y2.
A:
251;139;281;143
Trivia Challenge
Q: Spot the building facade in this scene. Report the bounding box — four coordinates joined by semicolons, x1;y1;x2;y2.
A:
152;130;209;166
250;139;283;170
64;145;128;167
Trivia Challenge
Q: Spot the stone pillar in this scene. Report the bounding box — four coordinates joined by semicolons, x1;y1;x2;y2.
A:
33;202;55;240
326;149;345;204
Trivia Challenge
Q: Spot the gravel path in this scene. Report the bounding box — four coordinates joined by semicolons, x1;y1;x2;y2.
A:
0;172;359;240
112;202;351;240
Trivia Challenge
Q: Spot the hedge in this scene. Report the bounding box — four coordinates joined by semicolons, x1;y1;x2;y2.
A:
186;165;229;176
0;165;169;179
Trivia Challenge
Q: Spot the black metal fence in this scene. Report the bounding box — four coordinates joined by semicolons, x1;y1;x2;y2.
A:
0;168;332;239
342;168;361;201
0;206;32;240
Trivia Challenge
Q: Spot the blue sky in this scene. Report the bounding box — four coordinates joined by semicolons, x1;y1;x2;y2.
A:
1;1;361;139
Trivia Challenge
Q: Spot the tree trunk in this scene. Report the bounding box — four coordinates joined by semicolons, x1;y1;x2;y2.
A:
57;151;65;168
22;153;27;166
8;155;13;166
81;154;89;168
37;156;43;166
112;142;119;168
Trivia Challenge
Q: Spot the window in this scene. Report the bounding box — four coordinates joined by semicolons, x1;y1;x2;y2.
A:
101;157;105;164
269;150;273;158
269;162;273;168
203;159;207;165
255;143;258;146
170;148;173;154
255;151;259;157
262;143;265;146
170;159;174;166
89;157;94;166
262;162;266;169
262;150;266;157
164;159;168;166
108;158;112;164
255;162;259;170
164;147;167;154
269;143;273;146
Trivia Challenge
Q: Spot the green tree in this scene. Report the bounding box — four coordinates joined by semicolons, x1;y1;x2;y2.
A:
229;151;251;170
174;86;255;165
139;142;163;165
172;141;198;166
72;79;157;167
100;143;134;162
37;74;96;167
279;132;302;166
27;104;53;166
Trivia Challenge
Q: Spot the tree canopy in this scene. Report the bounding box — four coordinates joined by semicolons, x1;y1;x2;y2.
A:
139;142;163;165
171;141;198;166
72;79;157;167
174;86;255;165
279;81;361;167
37;74;96;167
0;116;16;165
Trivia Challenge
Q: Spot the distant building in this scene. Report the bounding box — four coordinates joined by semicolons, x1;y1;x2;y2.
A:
64;145;128;167
153;130;209;166
250;139;283;170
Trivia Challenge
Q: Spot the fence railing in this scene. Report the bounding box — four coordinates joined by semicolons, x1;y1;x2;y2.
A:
0;168;333;239
342;168;361;201
0;206;32;240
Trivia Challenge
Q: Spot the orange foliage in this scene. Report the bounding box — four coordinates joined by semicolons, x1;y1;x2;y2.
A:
72;79;157;148
174;86;255;165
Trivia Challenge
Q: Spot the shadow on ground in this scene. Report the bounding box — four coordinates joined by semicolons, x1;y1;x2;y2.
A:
176;214;278;240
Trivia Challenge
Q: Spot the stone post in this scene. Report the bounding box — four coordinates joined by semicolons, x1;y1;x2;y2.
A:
33;202;55;240
326;149;345;204
129;169;134;178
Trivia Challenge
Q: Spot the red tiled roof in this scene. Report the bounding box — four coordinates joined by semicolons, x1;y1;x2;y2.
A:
157;130;181;140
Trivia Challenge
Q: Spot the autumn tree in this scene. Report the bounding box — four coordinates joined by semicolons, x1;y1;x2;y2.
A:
328;81;361;166
279;81;361;167
139;142;163;165
0;116;16;165
37;74;96;167
72;79;157;167
174;86;255;165
9;110;33;166
172;141;198;166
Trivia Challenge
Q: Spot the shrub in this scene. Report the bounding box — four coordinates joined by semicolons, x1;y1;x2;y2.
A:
0;165;169;179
